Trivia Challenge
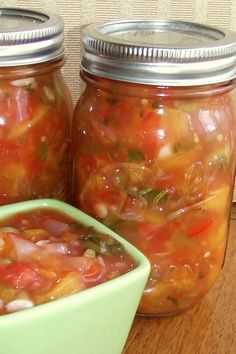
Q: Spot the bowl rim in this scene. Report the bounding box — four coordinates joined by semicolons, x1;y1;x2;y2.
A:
0;198;150;324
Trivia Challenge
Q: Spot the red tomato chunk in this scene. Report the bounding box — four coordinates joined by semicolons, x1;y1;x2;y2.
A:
0;209;135;315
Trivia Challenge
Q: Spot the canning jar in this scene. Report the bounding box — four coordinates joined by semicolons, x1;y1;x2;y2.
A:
0;8;72;205
72;20;236;315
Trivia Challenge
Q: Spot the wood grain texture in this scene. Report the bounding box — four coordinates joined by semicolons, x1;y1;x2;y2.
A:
123;209;236;354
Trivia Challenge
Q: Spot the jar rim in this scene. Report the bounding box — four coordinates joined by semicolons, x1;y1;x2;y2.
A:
81;70;235;98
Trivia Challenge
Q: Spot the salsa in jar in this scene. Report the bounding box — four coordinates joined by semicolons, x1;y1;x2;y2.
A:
0;8;72;204
0;206;135;315
73;20;236;315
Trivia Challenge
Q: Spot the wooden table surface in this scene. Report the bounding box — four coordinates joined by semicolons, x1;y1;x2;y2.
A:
123;206;236;354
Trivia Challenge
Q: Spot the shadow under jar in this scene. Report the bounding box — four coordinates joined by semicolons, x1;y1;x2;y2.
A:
72;20;236;316
0;8;72;205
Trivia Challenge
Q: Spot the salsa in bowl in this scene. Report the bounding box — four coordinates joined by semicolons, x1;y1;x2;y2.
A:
0;199;150;354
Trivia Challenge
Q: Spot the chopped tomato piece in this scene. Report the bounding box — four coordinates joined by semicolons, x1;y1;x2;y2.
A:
139;111;161;160
0;263;41;290
82;262;103;283
188;217;213;237
138;222;171;252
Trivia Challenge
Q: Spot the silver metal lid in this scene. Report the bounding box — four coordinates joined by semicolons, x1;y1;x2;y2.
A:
0;7;64;66
82;19;236;86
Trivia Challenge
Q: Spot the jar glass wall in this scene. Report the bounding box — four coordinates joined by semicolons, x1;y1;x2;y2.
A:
72;73;236;315
0;60;72;205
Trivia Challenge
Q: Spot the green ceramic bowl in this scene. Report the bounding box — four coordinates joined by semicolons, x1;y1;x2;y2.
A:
0;199;150;354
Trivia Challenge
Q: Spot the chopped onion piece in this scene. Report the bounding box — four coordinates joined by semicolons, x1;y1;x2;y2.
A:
36;240;69;255
6;299;34;313
36;240;51;247
40;218;70;236
158;144;172;159
43;242;69;255
11;78;36;88
43;86;55;102
94;203;108;219
10;235;39;261
119;210;144;221
61;256;94;273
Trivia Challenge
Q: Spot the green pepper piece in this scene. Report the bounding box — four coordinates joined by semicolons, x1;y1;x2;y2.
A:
107;96;118;105
129;187;168;206
80;228;124;254
127;149;145;162
152;100;161;109
37;141;48;161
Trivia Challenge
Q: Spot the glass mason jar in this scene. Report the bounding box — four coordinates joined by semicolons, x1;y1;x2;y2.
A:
0;8;72;205
72;20;236;315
